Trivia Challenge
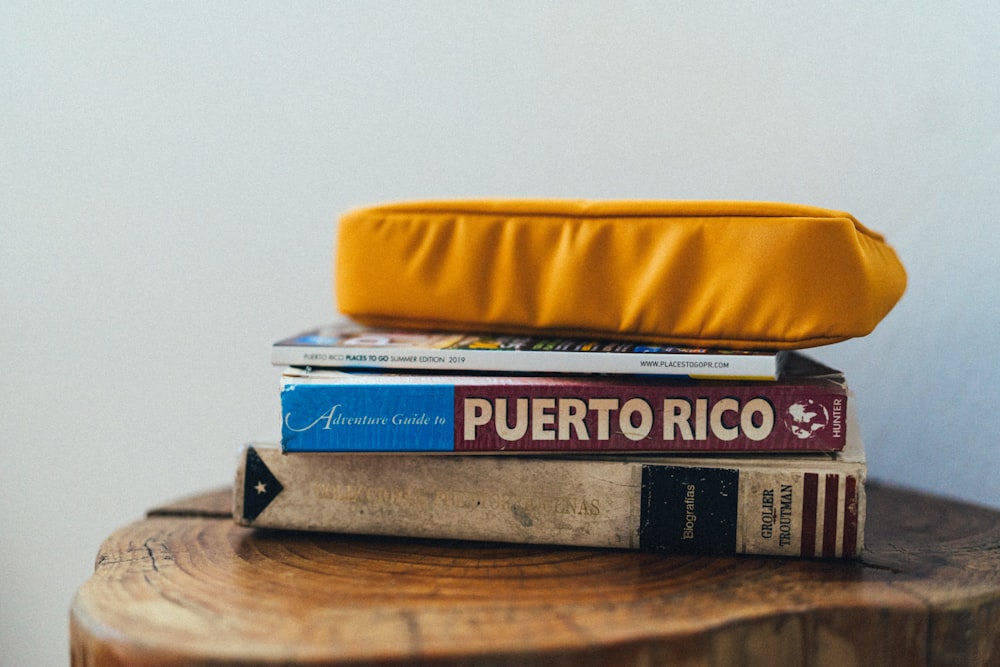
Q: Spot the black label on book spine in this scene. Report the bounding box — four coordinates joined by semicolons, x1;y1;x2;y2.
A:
242;447;284;522
640;465;739;554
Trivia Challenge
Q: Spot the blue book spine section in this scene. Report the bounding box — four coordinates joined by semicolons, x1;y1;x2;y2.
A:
281;384;456;452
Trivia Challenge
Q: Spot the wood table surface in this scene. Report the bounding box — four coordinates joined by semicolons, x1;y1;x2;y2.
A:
70;482;1000;666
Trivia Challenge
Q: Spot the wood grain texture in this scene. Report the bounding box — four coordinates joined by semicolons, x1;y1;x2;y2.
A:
70;483;1000;667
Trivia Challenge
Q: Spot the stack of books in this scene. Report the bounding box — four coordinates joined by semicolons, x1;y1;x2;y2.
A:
234;323;865;558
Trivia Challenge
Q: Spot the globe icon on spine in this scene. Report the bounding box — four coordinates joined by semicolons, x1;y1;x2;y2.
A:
784;400;830;439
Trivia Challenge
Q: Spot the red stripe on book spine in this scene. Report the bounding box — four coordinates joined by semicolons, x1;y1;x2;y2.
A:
822;474;840;558
842;475;859;557
800;473;819;557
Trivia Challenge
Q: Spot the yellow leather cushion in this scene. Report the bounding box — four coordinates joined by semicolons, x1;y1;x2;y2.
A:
335;199;906;350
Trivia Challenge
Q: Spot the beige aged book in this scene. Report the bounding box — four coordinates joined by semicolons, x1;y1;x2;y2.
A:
234;411;865;558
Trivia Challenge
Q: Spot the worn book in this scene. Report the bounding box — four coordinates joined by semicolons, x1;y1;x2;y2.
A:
279;352;848;454
234;413;866;558
271;322;787;380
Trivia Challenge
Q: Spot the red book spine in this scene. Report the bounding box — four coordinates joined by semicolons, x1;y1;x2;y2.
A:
281;357;848;453
452;380;846;452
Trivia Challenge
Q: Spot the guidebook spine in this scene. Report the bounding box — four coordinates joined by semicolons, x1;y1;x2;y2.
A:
234;444;866;558
279;374;848;453
271;347;779;379
271;329;783;380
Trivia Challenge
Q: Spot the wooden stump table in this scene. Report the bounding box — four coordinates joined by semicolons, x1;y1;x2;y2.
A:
70;483;1000;666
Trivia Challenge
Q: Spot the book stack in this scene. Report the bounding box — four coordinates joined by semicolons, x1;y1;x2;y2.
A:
234;324;866;559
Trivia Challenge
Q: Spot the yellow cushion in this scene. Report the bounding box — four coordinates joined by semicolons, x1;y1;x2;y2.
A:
335;199;906;350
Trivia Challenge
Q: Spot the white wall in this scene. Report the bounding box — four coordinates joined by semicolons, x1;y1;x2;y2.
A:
3;3;998;664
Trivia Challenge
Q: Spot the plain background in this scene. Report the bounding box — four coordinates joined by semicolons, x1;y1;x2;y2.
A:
3;3;998;664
